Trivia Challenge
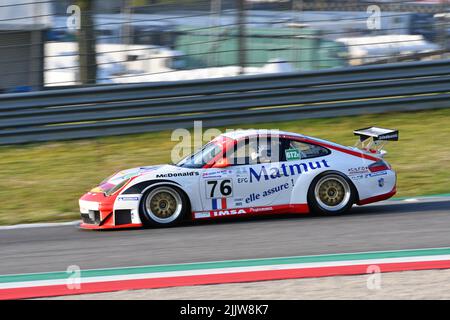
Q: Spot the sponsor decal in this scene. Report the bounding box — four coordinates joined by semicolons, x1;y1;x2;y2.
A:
378;178;385;187
249;207;273;213
194;206;278;219
285;148;301;161
350;174;364;181
206;179;233;198
365;171;388;178
212;198;227;210
202;174;223;179
156;171;199;178
193;209;247;219
117;196;140;201
194;212;211;219
235;167;248;176
249;160;330;183
233;198;244;207
348;167;369;175
213;209;247;217
245;182;290;204
235;167;250;183
202;169;231;179
262;183;290;197
379;133;398;140
114;166;159;181
139;166;159;171
237;177;249;183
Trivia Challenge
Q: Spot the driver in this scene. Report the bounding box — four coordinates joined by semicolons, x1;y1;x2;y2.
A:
250;143;273;164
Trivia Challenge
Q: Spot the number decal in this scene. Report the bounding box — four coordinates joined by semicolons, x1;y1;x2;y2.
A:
206;179;233;198
207;180;217;198
220;179;232;196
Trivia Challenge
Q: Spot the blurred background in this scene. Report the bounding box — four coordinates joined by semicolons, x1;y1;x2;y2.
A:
1;0;450;225
1;0;449;93
2;2;450;302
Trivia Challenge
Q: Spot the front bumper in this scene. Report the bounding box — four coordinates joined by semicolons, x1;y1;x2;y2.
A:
79;192;142;230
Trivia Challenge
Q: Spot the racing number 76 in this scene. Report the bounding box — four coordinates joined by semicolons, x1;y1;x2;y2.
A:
207;179;232;198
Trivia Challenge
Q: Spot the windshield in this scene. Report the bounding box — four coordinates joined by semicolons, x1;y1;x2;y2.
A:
176;142;222;168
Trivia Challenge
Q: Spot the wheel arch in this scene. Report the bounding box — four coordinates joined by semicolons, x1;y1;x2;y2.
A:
139;181;192;220
122;179;182;195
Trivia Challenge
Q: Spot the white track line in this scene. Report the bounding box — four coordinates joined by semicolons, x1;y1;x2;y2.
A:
0;194;449;230
404;198;419;202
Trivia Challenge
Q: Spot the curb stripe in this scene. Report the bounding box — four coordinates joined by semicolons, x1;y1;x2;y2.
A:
2;247;450;299
2;247;450;284
2;259;450;300
2;254;450;290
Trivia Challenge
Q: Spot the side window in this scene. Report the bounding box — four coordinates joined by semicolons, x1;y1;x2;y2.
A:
227;138;258;166
285;140;330;160
226;137;284;166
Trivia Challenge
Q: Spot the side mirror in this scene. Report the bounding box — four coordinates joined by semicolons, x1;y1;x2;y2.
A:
212;158;230;168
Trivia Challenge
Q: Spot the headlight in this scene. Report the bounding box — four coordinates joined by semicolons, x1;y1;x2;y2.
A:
104;178;130;197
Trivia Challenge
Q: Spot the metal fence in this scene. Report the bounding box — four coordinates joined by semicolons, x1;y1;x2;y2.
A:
1;59;450;145
1;0;449;92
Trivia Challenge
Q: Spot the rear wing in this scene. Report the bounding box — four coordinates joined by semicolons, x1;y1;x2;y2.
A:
353;127;398;156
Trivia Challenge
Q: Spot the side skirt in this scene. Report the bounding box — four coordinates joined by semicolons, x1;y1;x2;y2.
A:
192;204;309;220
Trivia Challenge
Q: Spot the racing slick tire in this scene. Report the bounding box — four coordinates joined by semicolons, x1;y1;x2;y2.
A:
139;185;189;227
307;171;355;215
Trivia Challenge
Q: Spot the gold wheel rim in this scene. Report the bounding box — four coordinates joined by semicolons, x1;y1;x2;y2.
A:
318;179;345;206
149;191;178;218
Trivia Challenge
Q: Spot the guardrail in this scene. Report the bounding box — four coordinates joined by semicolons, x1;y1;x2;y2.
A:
1;59;450;145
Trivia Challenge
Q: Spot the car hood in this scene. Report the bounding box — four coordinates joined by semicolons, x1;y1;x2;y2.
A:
91;165;164;193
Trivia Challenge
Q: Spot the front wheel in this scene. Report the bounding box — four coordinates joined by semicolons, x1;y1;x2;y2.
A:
308;172;355;215
139;186;188;227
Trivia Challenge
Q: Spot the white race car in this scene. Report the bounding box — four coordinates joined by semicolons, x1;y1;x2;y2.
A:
79;128;398;229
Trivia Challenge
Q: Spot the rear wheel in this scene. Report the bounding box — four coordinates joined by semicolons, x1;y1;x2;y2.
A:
308;172;354;215
139;186;188;227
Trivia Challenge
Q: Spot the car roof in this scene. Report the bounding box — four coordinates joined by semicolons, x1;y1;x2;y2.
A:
220;129;305;141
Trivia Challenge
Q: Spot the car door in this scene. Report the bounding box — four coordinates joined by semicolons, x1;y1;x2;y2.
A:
200;135;293;213
280;137;333;205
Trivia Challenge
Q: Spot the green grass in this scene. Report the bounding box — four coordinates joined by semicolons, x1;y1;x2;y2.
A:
1;108;450;225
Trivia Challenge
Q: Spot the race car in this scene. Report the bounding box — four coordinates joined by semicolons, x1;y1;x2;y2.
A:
79;127;398;229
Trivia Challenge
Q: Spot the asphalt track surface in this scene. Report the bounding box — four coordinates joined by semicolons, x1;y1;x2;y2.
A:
1;198;449;275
